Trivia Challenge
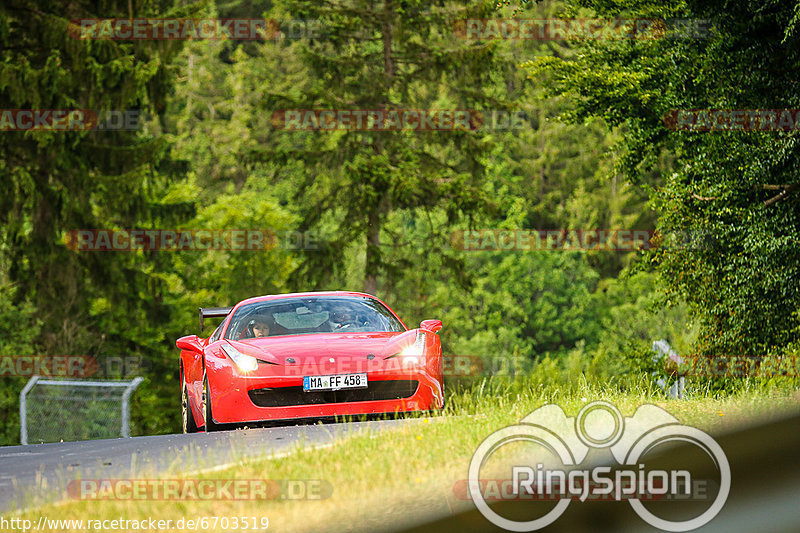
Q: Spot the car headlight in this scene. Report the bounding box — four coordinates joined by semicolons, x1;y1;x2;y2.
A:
221;344;259;372
399;332;427;363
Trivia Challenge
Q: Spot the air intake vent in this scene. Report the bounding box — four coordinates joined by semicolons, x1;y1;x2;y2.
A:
248;380;419;407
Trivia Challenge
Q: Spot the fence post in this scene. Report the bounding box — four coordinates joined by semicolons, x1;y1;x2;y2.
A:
19;376;41;445
121;377;144;438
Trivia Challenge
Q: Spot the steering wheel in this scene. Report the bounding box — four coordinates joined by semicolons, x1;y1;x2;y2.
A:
238;322;255;339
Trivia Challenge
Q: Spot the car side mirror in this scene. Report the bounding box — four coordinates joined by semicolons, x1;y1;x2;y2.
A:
420;319;443;334
176;335;203;353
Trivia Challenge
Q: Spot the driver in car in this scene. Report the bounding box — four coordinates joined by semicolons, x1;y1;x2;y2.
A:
251;316;271;337
329;305;356;330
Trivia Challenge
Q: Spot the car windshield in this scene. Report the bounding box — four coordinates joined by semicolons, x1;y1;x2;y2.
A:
224;296;405;339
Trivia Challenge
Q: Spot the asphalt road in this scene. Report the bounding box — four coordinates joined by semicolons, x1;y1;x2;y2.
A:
0;418;416;514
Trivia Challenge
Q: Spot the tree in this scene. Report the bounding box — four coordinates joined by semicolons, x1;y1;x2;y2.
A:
262;0;511;294
523;0;800;355
0;0;200;438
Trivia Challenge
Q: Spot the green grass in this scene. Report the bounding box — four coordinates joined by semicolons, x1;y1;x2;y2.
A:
10;375;800;532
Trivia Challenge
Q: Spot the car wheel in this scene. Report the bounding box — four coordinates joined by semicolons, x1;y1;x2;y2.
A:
182;384;199;433
202;374;219;432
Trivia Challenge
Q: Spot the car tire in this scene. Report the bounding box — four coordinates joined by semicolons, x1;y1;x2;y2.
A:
202;374;220;432
182;383;199;434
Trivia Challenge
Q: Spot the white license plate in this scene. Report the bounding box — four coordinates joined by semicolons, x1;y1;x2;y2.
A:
303;373;368;391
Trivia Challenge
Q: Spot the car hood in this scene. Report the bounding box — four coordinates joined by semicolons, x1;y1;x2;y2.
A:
228;330;418;365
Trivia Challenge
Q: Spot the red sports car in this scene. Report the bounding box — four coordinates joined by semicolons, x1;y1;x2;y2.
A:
176;291;444;432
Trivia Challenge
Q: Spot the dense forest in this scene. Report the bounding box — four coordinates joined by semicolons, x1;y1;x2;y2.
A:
1;0;798;443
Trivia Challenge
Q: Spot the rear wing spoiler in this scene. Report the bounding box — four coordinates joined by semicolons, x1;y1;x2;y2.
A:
199;307;233;331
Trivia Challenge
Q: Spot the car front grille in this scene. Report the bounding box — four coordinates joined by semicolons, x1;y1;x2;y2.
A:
247;380;419;408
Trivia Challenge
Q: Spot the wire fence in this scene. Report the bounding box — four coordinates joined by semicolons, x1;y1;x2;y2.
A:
20;376;143;444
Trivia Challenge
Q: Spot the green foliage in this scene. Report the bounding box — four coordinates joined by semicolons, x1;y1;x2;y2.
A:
523;0;800;356
0;285;42;445
442;252;602;360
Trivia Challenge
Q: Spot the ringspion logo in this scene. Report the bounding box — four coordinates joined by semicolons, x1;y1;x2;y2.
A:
468;401;730;531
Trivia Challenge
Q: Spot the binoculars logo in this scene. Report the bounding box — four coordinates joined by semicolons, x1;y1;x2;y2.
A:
468;401;730;532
